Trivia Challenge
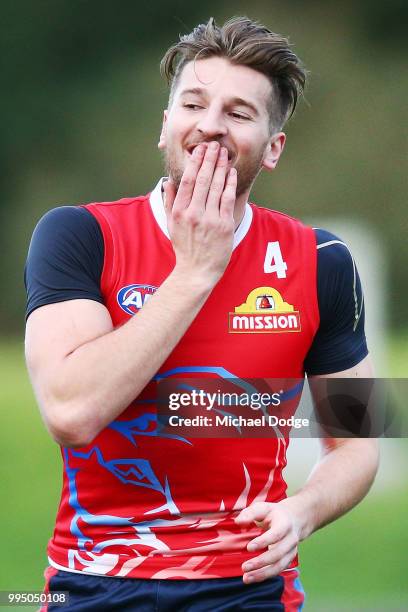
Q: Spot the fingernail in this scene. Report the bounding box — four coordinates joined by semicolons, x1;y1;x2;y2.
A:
246;575;254;583
210;141;219;151
194;144;204;155
243;563;253;572
220;147;227;158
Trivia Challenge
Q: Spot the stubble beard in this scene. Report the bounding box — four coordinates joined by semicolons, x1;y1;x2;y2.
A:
163;144;265;198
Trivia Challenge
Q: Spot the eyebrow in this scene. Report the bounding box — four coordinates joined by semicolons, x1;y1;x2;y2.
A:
179;88;260;117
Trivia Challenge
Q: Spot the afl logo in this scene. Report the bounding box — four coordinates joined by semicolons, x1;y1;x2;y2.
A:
117;284;157;315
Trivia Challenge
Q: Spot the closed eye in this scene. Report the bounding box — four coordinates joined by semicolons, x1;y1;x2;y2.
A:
183;103;203;111
229;112;251;121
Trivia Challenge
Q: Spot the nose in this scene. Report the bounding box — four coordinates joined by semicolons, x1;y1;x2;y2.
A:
196;106;228;140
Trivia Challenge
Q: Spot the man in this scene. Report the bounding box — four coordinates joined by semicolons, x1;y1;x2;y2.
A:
25;16;379;611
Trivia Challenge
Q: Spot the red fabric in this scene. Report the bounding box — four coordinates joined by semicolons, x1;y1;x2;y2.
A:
39;565;59;612
47;193;319;579
281;568;305;610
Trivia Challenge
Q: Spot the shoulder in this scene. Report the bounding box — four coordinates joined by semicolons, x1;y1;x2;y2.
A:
313;228;360;319
83;194;149;215
28;205;104;266
314;227;354;267
36;204;94;223
25;206;105;319
250;205;316;246
82;195;152;236
304;228;367;375
251;203;310;228
31;205;100;242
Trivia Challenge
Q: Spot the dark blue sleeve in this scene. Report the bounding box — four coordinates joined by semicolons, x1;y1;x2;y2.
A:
24;206;104;319
304;229;368;375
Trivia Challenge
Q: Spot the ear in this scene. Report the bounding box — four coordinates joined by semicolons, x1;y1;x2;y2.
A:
262;132;286;171
158;110;168;150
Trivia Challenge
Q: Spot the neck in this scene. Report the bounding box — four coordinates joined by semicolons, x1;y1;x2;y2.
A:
233;190;250;230
162;178;250;231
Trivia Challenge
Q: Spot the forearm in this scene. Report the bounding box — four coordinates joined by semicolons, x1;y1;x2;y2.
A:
280;438;380;540
35;268;214;445
27;144;236;447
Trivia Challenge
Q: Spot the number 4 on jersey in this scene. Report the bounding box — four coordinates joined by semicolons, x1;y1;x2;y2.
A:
263;241;287;278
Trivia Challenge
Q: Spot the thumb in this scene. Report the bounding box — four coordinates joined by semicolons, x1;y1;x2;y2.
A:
235;502;271;526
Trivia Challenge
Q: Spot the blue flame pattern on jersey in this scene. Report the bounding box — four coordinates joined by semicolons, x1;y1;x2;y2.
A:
108;413;191;446
64;366;304;561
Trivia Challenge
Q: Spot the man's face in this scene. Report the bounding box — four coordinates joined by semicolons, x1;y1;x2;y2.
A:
159;57;285;197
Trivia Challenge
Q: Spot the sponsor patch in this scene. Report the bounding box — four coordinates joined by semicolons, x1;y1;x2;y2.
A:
117;284;157;315
229;286;301;333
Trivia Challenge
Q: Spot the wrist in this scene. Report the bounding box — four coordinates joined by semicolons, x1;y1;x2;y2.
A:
170;264;220;295
278;494;316;541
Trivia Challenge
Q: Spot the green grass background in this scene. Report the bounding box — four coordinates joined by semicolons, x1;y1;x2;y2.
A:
1;336;407;611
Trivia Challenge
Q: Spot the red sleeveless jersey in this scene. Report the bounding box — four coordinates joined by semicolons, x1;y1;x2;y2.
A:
47;179;319;579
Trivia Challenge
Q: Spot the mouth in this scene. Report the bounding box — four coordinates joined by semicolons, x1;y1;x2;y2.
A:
185;144;234;163
185;143;206;157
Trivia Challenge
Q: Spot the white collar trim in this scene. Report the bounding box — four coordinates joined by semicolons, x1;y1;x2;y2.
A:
149;177;253;249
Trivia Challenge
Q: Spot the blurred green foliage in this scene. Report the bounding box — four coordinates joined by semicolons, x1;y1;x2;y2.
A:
1;0;407;333
0;336;407;610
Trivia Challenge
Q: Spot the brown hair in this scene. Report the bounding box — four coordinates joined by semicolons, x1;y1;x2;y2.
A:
160;16;307;131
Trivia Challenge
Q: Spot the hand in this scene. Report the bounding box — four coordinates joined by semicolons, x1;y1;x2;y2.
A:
164;141;236;287
235;501;301;584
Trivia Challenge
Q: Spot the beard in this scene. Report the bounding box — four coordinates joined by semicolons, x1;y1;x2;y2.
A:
163;141;266;198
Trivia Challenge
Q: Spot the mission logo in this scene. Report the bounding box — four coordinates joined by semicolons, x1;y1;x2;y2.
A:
117;284;158;315
229;286;301;333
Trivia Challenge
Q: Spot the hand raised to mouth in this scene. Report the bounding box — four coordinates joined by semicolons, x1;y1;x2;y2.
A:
164;141;237;287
